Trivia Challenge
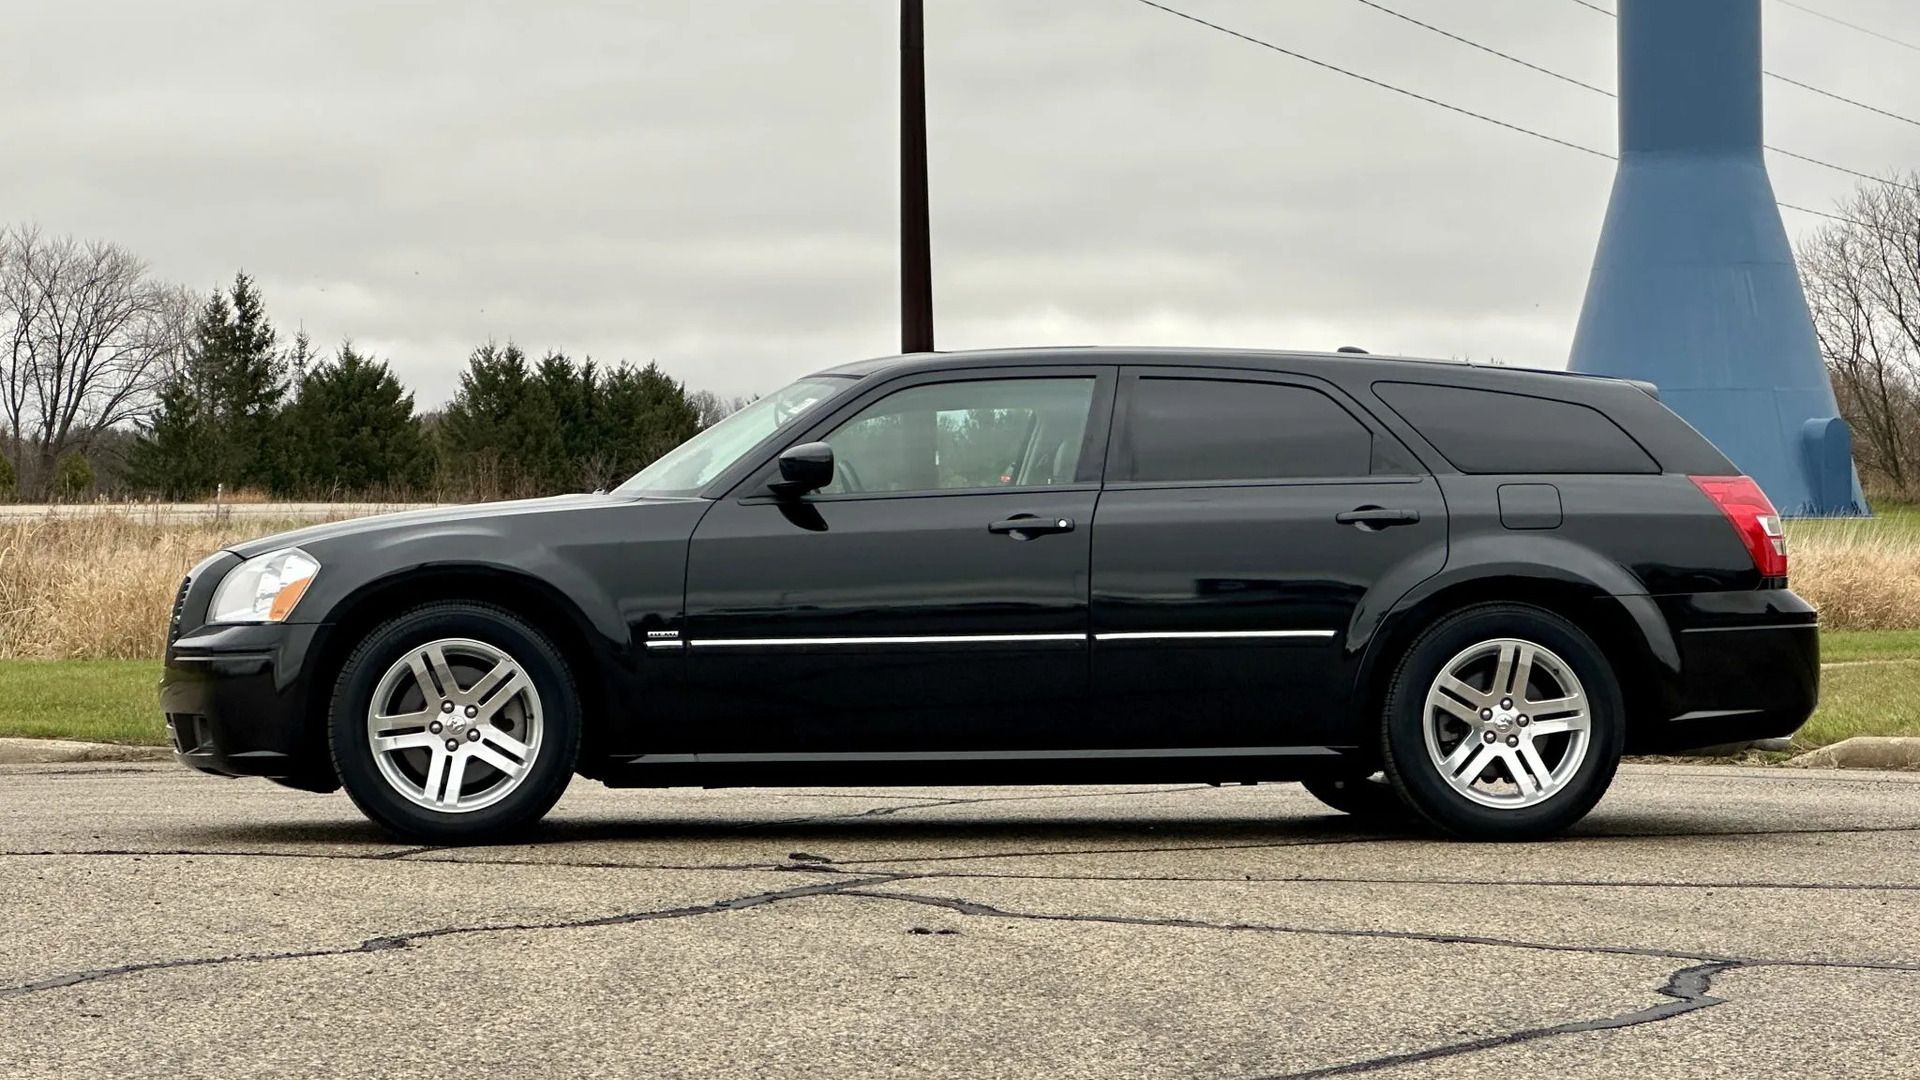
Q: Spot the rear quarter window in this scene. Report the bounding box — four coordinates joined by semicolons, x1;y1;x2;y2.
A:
1373;381;1659;475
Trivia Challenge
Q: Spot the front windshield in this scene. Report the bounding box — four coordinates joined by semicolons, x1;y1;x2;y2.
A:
615;376;849;496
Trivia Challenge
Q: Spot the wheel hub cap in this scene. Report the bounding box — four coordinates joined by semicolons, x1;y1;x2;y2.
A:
1421;637;1591;810
366;637;544;815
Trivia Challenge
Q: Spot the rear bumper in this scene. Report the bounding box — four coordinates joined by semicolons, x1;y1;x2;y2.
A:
162;622;339;792
1628;589;1819;752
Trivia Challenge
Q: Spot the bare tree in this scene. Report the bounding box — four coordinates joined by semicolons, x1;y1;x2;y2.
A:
687;388;755;429
1798;173;1920;495
0;225;186;496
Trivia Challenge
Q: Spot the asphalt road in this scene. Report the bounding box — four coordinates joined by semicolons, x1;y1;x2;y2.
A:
1;763;1916;1079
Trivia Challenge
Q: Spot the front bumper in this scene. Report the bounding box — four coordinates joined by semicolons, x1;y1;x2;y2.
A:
1628;588;1819;752
163;621;339;792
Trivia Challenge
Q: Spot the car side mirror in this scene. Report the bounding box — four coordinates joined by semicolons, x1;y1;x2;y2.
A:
770;442;834;497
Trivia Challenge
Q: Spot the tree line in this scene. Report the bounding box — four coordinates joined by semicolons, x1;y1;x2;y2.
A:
0;225;737;502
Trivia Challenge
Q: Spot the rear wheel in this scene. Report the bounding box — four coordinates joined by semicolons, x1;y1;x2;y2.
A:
1379;603;1623;841
328;602;580;843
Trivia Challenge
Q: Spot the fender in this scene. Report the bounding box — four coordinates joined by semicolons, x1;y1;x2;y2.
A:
319;532;631;652
1348;531;1680;730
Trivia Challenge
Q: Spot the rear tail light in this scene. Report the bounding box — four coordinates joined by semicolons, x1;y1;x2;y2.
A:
1690;475;1787;579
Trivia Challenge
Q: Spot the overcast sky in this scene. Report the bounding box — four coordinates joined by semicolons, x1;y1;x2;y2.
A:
5;0;1918;405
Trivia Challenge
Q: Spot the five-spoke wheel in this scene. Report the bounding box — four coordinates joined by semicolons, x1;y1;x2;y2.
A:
1422;638;1591;810
367;638;545;813
1379;603;1622;840
329;602;580;842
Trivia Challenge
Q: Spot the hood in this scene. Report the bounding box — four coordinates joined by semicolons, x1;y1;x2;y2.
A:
225;493;699;559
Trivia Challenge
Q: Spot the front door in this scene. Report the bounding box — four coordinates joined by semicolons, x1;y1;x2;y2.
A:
1089;367;1448;749
680;367;1115;754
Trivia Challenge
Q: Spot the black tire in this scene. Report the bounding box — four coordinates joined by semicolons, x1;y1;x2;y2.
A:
328;601;581;843
1300;773;1411;822
1378;602;1623;841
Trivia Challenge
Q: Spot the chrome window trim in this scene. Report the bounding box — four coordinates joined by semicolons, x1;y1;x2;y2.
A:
1093;630;1337;641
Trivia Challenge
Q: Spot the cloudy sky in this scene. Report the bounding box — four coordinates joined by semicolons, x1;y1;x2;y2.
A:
6;0;1918;405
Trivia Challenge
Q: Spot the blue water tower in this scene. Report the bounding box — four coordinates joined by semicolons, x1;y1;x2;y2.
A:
1568;0;1863;515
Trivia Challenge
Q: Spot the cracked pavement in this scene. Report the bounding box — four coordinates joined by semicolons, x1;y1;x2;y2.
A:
1;764;1917;1078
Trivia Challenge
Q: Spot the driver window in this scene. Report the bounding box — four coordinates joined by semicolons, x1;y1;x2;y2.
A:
818;377;1095;495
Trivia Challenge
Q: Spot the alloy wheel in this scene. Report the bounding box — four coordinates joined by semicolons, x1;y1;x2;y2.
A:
366;637;544;814
1421;637;1591;810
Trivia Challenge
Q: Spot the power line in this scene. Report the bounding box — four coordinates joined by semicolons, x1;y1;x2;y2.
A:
1766;72;1920;131
1565;0;1920;128
1346;0;1913;194
1775;0;1920;54
1346;0;1612;97
1132;0;1878;228
1779;201;1872;227
1767;146;1916;190
1129;0;1614;160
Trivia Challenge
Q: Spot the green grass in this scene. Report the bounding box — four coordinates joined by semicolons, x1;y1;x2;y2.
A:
1801;659;1920;747
0;660;166;745
1820;629;1920;663
1787;498;1920;544
5;632;1920;752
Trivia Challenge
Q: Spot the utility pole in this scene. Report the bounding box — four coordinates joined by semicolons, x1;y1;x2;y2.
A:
901;0;935;354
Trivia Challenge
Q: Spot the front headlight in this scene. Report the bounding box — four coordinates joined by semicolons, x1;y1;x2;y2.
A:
209;548;321;624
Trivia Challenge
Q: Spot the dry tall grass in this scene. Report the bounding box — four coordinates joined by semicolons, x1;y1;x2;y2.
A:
1;505;1916;661
1785;517;1920;631
0;508;344;660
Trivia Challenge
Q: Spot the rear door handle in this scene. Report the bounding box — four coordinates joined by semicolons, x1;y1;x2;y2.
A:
989;514;1075;538
1335;507;1421;530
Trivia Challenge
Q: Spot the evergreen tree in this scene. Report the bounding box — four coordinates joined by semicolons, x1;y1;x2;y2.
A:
126;373;216;498
206;273;287;490
436;342;566;498
0;450;15;501
52;450;94;500
537;352;600;491
437;345;701;497
129;274;289;496
593;361;700;488
281;342;429;495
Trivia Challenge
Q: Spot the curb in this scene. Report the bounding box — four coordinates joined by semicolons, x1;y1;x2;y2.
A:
0;738;172;765
1787;737;1920;771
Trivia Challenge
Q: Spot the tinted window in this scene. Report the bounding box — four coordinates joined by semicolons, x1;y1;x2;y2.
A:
1374;382;1659;475
1122;377;1375;482
819;377;1094;494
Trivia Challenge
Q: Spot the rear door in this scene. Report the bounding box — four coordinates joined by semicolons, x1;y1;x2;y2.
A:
1089;366;1447;749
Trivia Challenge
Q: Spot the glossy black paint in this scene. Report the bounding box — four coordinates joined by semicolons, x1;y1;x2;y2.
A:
162;346;1818;791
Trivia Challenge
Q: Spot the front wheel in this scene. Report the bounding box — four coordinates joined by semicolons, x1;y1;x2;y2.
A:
1379;603;1623;841
328;602;581;843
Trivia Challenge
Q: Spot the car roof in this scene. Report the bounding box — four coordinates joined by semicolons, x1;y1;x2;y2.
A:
817;346;1446;376
814;346;1650;395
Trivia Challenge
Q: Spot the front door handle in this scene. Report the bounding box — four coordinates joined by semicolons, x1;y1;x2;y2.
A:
989;514;1075;539
1335;507;1421;530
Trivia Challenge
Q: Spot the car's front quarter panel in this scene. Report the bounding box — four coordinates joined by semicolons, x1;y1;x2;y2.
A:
164;496;712;787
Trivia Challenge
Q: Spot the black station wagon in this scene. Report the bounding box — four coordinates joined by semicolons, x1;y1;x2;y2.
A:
162;347;1818;841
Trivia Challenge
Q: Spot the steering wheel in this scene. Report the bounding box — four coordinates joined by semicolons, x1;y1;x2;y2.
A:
835;459;866;493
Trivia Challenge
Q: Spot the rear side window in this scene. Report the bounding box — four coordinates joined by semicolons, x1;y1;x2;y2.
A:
1374;382;1659;475
1121;377;1375;482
